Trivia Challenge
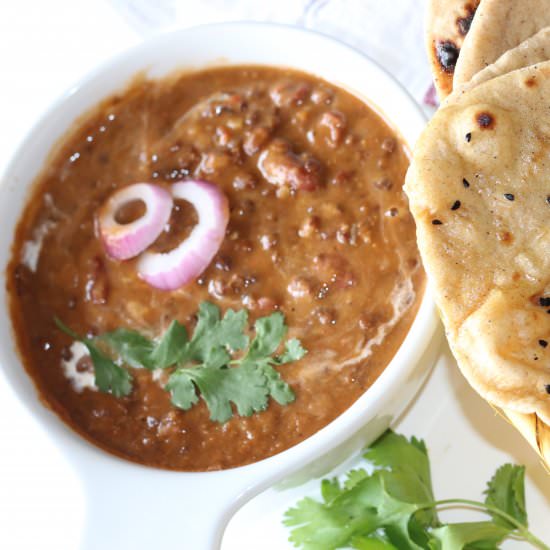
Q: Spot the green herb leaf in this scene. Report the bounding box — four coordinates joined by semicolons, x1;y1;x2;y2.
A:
351;534;399;549
430;522;511;550
243;312;287;364
99;329;154;369
283;431;549;550
87;342;133;397
185;303;249;367
165;368;199;410
321;478;343;505
284;469;423;550
276;338;307;364
344;469;369;491
166;307;299;422
363;431;437;529
149;320;188;369
259;363;295;405
484;464;527;529
56;302;305;423
167;363;270;423
55;318;133;397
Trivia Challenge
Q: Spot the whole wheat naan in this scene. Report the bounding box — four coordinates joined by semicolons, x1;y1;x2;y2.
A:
454;0;550;87
405;62;550;463
426;0;480;99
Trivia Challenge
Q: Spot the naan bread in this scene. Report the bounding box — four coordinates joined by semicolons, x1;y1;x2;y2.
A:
450;26;550;101
405;62;550;464
454;0;550;87
426;0;480;99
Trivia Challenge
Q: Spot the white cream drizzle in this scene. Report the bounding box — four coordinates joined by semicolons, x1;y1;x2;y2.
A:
336;277;415;370
21;220;55;272
61;341;97;393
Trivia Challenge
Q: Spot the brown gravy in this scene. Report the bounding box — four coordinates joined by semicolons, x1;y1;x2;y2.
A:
8;66;424;470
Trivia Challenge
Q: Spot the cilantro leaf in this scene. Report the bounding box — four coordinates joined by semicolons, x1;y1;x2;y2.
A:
243;312;287;364
165;368;199;410
167;363;269;422
276;338;307;364
99;321;188;370
259;363;295;405
321;478;343;505
216;308;250;351
364;431;437;528
284;470;423;550
87;342;133;397
351;535;399;549
99;329;154;369
56;302;305;424
364;432;434;501
55;318;133;397
283;430;549;550
344;469;369;491
484;464;527;529
149;320;188;369
430;522;511;550
185;303;249;367
167;307;299;422
285;495;365;550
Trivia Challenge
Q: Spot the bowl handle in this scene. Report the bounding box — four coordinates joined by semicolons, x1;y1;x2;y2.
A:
78;456;276;550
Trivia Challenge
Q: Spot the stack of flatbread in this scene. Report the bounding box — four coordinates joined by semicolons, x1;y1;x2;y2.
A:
409;0;550;467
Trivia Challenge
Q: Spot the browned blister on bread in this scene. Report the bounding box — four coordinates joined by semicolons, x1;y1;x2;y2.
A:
426;0;480;99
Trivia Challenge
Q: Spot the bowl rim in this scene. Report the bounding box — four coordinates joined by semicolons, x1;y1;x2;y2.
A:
0;20;440;547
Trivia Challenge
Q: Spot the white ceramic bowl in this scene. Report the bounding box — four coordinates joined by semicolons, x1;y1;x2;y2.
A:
0;23;439;550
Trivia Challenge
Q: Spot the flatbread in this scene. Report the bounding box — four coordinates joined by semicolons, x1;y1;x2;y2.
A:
449;26;550;101
454;0;550;87
426;0;480;99
405;62;550;464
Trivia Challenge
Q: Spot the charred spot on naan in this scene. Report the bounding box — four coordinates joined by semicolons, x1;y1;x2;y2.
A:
428;0;480;99
434;2;480;75
435;40;460;74
476;112;496;130
456;2;479;36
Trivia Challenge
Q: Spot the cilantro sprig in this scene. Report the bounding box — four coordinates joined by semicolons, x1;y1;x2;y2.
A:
55;302;306;422
284;431;549;550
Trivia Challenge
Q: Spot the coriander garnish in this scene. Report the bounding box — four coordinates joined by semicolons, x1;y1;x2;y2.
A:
55;302;306;423
284;431;549;550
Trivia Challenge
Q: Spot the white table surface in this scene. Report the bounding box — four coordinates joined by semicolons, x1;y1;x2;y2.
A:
0;2;548;549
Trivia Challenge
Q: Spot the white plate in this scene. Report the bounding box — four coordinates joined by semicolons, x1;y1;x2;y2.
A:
223;342;550;549
0;20;438;550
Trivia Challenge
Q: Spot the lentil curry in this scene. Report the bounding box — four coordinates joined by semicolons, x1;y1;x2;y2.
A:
8;66;424;471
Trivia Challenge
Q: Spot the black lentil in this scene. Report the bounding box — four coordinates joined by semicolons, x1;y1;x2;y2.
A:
539;297;550;307
463;178;470;188
504;193;515;201
539;339;548;348
432;219;443;225
451;200;461;211
465;132;472;143
546;384;550;395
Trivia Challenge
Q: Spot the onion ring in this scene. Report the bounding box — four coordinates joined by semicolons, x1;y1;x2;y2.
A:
98;183;173;260
137;180;229;290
